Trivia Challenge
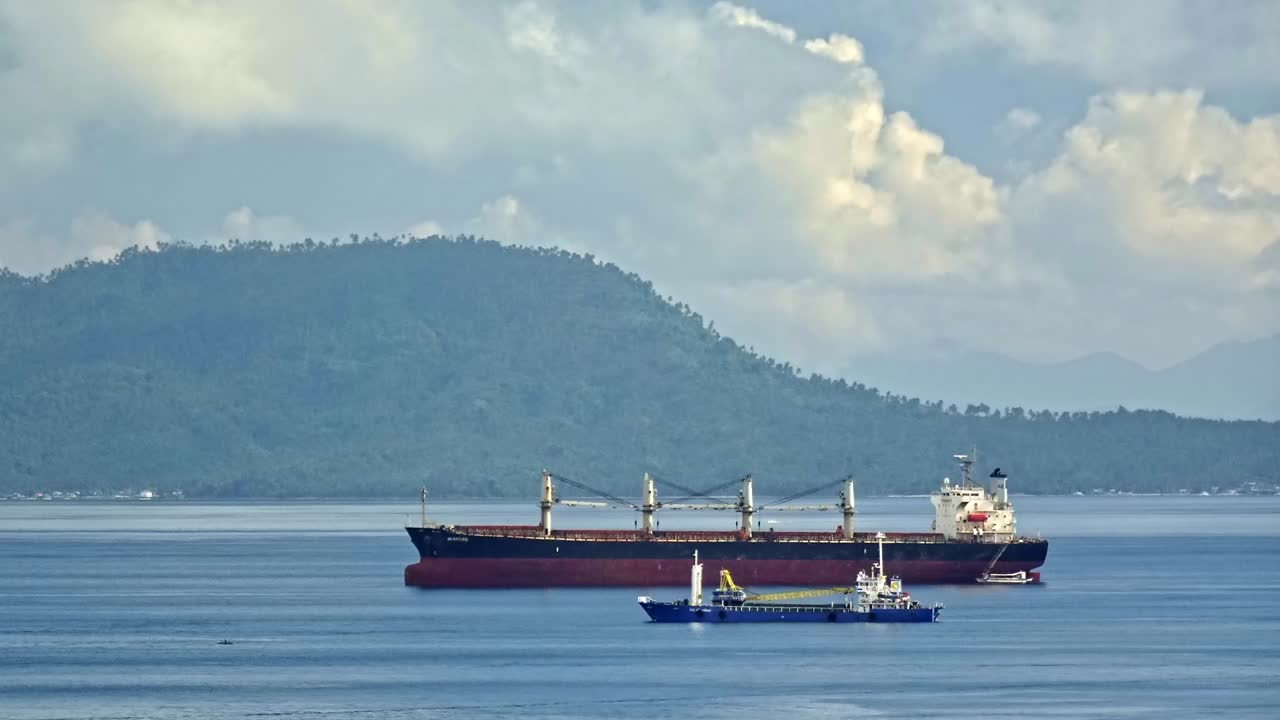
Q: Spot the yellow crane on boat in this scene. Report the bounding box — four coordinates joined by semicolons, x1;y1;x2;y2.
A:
717;568;855;603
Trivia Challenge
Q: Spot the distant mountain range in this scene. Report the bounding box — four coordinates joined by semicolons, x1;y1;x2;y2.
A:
846;335;1280;421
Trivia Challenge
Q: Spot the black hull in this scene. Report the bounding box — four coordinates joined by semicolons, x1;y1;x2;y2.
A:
405;526;1049;587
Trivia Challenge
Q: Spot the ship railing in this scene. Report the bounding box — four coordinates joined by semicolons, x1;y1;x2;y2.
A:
730;603;847;612
448;525;1042;544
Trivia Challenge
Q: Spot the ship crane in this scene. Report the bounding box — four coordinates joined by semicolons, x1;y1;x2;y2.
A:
538;470;858;538
756;474;858;537
716;568;855;603
554;499;616;508
659;473;857;538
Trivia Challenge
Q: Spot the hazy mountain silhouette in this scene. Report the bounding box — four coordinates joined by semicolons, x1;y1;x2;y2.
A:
847;335;1280;421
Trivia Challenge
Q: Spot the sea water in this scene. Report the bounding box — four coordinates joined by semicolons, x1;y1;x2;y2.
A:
1;496;1277;719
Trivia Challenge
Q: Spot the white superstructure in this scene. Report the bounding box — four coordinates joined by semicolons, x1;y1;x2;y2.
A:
930;453;1016;541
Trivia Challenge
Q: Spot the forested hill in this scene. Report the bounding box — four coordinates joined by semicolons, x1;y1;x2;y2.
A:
1;237;1276;498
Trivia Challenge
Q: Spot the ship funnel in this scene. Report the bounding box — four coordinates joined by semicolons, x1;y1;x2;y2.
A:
989;468;1009;505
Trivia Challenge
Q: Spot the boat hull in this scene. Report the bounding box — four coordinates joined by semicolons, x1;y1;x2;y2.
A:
405;526;1047;587
639;600;940;623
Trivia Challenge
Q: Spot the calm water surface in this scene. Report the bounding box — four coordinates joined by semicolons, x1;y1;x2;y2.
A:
2;496;1278;719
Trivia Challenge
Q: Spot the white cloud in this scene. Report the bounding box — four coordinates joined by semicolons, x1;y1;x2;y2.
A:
710;2;796;44
471;195;541;244
698;82;1003;291
220;206;307;244
1006;90;1280;362
1004;107;1041;130
0;1;1276;373
404;220;445;238
94;1;296;129
71;212;171;261
0;222;56;275
0;213;171;275
713;279;886;360
505;1;586;69
0;1;731;160
804;34;864;65
926;0;1280;89
1016;90;1280;265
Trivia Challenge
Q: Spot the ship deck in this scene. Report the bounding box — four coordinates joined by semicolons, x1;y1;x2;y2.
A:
437;524;1044;545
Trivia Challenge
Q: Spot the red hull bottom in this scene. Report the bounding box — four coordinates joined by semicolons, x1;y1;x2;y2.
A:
404;558;1042;587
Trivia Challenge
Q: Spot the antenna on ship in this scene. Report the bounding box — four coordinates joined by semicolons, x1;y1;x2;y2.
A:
953;451;976;487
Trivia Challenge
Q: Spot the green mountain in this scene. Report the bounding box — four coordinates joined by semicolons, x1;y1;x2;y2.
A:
1;237;1276;498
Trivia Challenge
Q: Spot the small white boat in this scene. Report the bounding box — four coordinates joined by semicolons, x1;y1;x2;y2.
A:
977;571;1034;584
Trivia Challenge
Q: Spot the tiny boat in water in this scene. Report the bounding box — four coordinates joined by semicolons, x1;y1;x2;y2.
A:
977;571;1035;584
638;532;941;623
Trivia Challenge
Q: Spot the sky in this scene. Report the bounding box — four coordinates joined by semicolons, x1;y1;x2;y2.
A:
1;0;1278;375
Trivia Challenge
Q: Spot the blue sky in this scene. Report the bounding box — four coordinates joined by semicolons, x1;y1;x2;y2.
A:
2;0;1277;373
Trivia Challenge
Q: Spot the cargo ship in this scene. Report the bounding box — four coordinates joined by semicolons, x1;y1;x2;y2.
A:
404;453;1048;587
638;536;942;623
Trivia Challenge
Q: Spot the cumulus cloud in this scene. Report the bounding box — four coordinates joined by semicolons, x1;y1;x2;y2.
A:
404;220;445;238
925;0;1280;90
72;212;171;260
710;2;796;44
713;279;886;360
0;1;1276;372
221;206;307;245
1004;107;1041;131
803;34;865;65
1016;91;1279;265
0;1;733;159
0;213;171;275
472;195;538;242
1006;90;1280;361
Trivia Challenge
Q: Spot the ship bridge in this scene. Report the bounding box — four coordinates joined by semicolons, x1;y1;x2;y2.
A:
930;453;1017;541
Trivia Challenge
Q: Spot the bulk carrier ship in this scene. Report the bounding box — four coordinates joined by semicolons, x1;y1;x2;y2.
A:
404;453;1048;587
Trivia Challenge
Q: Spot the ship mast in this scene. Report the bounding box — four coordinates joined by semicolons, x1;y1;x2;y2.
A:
420;487;428;528
689;550;703;606
539;470;554;536
641;472;657;533
738;474;755;537
840;478;856;536
954;452;976;487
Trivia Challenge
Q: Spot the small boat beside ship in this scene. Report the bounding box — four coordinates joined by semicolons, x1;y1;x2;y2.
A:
638;533;941;623
977;571;1035;584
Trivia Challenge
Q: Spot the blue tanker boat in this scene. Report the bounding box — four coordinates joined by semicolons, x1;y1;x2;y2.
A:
638;532;941;623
